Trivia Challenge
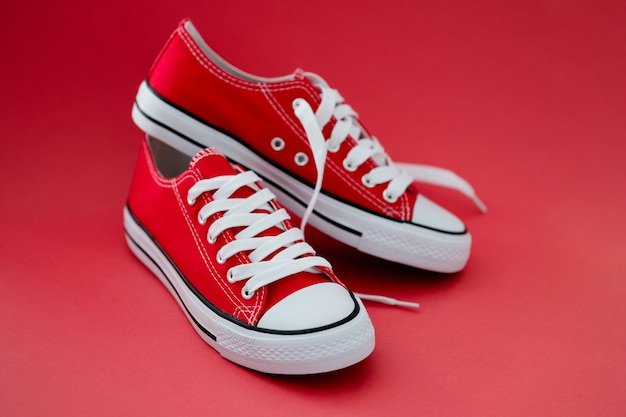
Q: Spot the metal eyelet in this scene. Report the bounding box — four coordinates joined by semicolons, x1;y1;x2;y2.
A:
271;137;285;151
207;232;217;244
216;251;226;264
198;213;207;225
226;269;235;283
295;152;309;166
383;190;398;203
241;288;254;300
362;175;374;188
343;159;357;172
292;98;306;110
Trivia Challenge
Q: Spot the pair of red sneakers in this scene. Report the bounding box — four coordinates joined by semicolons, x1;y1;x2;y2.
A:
125;19;485;375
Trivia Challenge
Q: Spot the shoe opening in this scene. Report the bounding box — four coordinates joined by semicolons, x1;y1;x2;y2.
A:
147;135;192;178
183;20;293;83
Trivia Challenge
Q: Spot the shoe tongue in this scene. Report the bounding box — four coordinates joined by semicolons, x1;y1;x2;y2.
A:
189;148;261;204
189;148;239;178
189;146;276;223
292;68;307;81
294;69;329;90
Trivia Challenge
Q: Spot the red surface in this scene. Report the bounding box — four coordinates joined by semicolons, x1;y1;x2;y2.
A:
2;1;625;415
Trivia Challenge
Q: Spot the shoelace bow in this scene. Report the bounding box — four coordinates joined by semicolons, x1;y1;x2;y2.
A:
293;73;487;234
187;170;419;309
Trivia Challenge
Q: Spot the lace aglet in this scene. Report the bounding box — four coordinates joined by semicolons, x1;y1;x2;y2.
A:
392;300;421;309
473;195;488;214
355;293;420;310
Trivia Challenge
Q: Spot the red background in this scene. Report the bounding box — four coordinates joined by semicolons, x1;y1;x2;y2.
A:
2;1;625;415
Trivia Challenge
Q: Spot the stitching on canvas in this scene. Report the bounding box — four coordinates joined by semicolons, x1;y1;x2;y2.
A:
260;84;307;140
187;155;264;320
173;171;256;323
174;174;248;315
177;28;302;93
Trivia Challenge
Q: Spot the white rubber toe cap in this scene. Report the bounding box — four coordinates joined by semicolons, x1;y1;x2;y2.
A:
412;194;466;233
257;282;355;331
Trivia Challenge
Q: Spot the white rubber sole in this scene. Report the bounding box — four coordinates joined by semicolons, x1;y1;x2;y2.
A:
132;81;472;273
123;206;375;375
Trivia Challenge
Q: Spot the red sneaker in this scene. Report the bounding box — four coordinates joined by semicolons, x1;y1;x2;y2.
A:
124;136;375;374
132;19;486;273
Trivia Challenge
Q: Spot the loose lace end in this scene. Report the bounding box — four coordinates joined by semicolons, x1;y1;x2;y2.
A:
472;195;488;214
355;293;420;310
396;162;488;214
292;98;328;233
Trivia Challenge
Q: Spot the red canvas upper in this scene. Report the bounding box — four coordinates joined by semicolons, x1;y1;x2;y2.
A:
146;19;419;222
126;140;338;326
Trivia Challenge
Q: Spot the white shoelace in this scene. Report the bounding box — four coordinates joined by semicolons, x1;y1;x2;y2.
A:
292;73;487;234
395;163;487;213
187;170;331;299
187;169;419;309
288;75;492;310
